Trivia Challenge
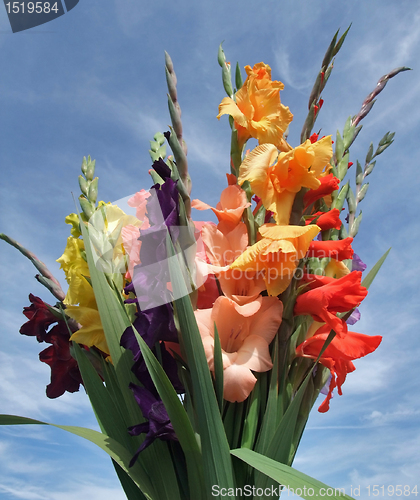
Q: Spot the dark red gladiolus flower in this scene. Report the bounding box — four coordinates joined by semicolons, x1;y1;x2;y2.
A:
305;208;342;231
20;294;83;398
294;271;368;338
296;323;382;412
39;324;84;398
307;237;354;261
303;173;340;208
20;293;58;342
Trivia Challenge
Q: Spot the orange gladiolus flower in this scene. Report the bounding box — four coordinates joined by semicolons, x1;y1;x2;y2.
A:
195;295;283;402
230;223;320;296
296;324;382;412
307;237;354;261
217;63;293;150
294;271;367;337
238;137;333;224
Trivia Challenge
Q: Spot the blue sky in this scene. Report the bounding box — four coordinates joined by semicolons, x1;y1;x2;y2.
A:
0;0;419;498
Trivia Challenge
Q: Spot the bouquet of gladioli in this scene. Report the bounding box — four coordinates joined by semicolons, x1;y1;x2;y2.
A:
0;28;410;500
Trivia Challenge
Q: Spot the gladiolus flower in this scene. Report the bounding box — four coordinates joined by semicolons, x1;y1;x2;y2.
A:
57;236;95;308
296;324;381;412
121;224;141;280
200;222;265;304
195;295;283;402
128;384;177;466
303;173;339;208
294;271;367;338
230;223;320;296
305;209;342;231
192;184;250;234
67;305;109;355
238;137;332;224
20;294;83;398
217;63;293;150
127;189;151;228
307;237;354;261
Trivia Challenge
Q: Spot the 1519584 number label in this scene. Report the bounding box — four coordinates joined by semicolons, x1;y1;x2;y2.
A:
5;2;60;13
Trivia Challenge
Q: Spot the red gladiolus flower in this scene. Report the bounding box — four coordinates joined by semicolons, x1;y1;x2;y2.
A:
305;209;342;231
303;173;340;208
307;237;354;261
296;324;382;412
294;271;368;337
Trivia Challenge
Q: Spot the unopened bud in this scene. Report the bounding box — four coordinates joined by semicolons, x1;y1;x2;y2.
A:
357;183;369;202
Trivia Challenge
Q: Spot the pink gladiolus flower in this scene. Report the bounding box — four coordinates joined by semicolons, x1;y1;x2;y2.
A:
195;295;283;402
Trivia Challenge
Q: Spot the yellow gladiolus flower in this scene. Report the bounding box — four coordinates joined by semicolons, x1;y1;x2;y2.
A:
217;63;293;151
230;223;320;296
238;136;333;224
66;305;109;355
57;236;95;307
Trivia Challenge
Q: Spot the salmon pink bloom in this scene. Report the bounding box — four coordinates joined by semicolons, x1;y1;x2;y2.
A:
230;223;320;296
303;173;339;208
192;184;250;234
294;271;367;338
195;295;283;402
121;225;142;280
127;189;151;229
238;137;332;224
200;222;265;304
296;324;382;412
217;63;293;151
307;237;354;261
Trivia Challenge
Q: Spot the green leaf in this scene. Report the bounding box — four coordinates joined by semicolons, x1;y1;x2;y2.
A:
167;235;236;498
362;248;391;290
213;324;224;413
0;415;156;500
72;343;134;451
254;331;336;495
78;214;140;423
241;380;261;450
112;461;148;500
231;448;355;500
78;214;182;500
133;328;205;500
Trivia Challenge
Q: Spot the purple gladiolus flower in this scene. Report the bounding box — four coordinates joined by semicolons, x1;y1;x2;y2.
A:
320;373;333;396
120;305;183;394
128;384;177;466
352;253;367;272
346;307;361;326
